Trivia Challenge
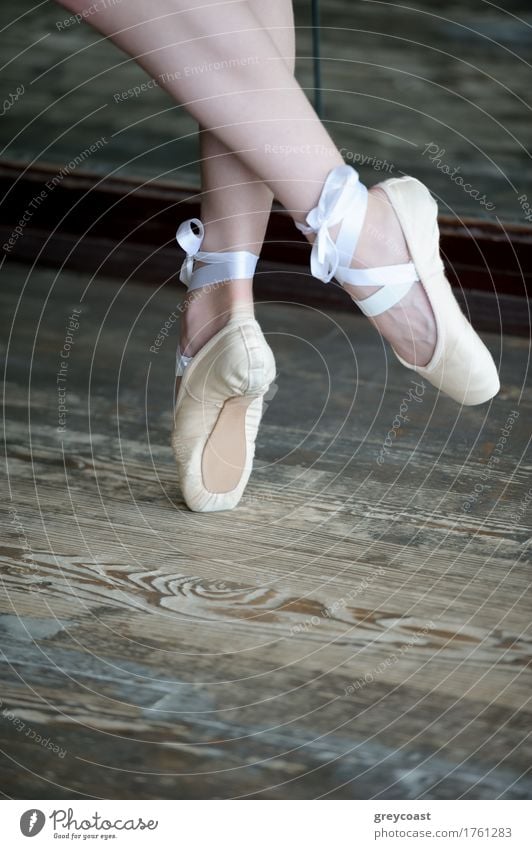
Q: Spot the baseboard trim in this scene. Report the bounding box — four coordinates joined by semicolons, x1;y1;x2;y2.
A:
1;159;530;334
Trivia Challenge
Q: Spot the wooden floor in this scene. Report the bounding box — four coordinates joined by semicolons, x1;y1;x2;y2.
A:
1;260;531;799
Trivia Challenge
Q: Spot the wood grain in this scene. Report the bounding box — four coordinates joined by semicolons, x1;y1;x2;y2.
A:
0;261;531;799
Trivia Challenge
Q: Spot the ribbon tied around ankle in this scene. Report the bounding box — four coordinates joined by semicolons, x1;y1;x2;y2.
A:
176;218;205;286
295;165;368;283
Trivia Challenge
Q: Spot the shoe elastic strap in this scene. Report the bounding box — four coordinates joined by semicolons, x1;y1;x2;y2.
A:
176;217;259;291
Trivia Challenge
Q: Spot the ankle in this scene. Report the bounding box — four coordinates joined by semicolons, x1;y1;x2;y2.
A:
351;187;410;272
180;278;254;356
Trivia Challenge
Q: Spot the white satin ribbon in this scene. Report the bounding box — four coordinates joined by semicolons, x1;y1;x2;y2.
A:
176;218;258;290
175;348;193;377
176;218;205;287
295;165;368;283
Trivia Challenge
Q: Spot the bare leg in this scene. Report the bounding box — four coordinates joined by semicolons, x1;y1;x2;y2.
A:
54;0;344;210
55;0;435;365
181;0;295;356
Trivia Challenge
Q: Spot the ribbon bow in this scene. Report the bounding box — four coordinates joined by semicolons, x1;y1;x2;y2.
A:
176;218;204;286
296;165;365;283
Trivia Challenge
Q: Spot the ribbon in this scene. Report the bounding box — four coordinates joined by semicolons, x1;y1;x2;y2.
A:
295;165;366;283
176;218;204;286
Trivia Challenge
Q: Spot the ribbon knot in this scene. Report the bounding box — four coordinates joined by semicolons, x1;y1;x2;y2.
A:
295;165;366;283
176;218;204;285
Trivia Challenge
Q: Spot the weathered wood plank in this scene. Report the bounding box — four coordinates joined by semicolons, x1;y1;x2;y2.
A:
1;260;530;799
